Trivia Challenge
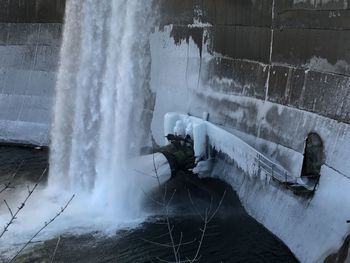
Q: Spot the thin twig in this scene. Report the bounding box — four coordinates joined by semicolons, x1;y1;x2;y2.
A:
8;195;75;263
153;151;161;186
144;149;226;263
0;167;47;239
50;236;61;263
150;150;180;262
189;210;209;263
3;200;13;217
166;189;177;208
208;190;226;222
141;237;195;249
0;160;25;195
187;190;204;221
152;229;176;240
176;232;183;255
187;190;226;263
165;208;179;263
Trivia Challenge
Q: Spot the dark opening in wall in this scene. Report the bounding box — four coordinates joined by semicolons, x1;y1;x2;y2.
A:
301;133;323;179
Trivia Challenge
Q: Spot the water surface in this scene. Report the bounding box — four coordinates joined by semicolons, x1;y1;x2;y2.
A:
0;146;298;263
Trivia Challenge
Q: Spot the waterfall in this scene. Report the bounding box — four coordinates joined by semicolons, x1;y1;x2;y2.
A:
49;0;154;219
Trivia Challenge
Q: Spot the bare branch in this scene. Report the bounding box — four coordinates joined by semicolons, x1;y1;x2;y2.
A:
152;228;175;240
165;213;178;263
187;190;226;263
141;188;164;207
189;212;208;263
208;190;226;223
142;237;195;249
145;149;225;263
50;236;61;263
153;151;161;186
176;232;183;255
8;194;75;263
208;196;213;217
162;184;168;204
3;200;13;218
0;167;48;239
187;190;204;221
166;189;177;208
0;160;25;195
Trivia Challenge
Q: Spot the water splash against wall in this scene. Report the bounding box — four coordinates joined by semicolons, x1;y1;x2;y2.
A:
49;0;155;218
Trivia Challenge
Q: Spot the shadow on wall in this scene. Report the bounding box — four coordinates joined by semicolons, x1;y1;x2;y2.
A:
301;133;323;177
300;133;323;191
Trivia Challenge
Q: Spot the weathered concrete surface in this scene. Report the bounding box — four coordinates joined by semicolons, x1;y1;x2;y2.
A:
3;0;347;142
154;0;350;172
0;0;65;23
151;0;350;262
0;0;64;145
158;0;350;122
0;1;349;261
159;0;273;27
0;23;62;145
272;29;350;75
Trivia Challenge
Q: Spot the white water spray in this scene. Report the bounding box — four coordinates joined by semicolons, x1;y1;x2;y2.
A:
0;1;172;256
49;0;155;218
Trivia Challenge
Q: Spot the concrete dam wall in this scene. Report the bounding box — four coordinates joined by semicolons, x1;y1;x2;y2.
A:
150;0;350;262
0;0;65;23
1;0;350;262
0;0;63;145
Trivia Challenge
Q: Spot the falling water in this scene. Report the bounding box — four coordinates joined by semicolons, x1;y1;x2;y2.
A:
49;0;155;219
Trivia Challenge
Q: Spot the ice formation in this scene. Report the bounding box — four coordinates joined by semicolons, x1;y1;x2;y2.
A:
150;25;350;262
164;112;293;182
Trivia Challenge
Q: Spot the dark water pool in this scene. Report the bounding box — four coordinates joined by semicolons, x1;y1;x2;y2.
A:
0;146;298;263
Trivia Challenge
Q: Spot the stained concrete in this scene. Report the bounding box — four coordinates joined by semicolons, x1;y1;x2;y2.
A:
0;23;62;145
201;58;268;99
0;0;64;146
151;2;350;261
2;0;350;143
0;0;65;23
158;0;350;124
1;0;350;262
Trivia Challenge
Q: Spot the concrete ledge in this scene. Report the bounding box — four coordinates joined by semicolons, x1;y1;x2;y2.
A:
0;120;49;146
0;23;62;46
